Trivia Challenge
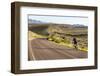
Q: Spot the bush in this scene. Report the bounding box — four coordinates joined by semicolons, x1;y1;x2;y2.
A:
47;33;64;43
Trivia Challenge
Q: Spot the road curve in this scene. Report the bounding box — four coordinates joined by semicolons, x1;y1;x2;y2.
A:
28;38;87;60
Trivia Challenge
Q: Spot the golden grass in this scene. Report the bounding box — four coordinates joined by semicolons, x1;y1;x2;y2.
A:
49;39;87;51
28;31;87;51
28;31;46;40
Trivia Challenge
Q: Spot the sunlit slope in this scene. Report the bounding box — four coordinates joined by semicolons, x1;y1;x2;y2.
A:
28;31;46;40
28;24;88;51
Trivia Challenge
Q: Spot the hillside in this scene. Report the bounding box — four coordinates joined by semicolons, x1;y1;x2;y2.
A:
29;23;87;36
28;21;88;51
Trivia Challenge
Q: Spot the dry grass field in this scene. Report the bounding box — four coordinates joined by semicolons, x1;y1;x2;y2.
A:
29;24;88;51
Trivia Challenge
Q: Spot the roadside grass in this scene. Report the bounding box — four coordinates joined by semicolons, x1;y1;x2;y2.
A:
28;31;88;51
28;31;46;40
28;30;88;52
50;39;88;52
47;34;88;52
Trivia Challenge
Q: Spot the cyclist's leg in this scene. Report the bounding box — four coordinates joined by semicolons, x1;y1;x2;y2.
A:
74;44;77;49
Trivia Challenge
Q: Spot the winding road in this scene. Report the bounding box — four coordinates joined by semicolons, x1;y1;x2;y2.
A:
28;38;87;60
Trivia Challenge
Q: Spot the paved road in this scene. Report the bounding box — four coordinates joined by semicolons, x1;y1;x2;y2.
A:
28;38;87;60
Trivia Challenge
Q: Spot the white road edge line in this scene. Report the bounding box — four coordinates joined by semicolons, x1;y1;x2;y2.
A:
29;40;36;60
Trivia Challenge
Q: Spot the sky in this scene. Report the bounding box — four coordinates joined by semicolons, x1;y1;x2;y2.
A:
28;15;88;26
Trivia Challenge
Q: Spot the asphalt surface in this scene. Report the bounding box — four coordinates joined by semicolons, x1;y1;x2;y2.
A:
28;38;87;60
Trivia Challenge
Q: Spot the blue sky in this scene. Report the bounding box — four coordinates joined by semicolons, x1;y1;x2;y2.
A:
28;15;88;26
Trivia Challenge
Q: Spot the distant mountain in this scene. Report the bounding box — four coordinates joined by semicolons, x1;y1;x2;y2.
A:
28;19;48;24
72;24;87;28
57;24;87;28
28;19;87;28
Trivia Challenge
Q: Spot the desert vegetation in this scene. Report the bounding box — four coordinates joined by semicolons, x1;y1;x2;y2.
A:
29;23;88;51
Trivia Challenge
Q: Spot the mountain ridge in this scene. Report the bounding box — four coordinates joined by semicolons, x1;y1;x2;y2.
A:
28;19;87;28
